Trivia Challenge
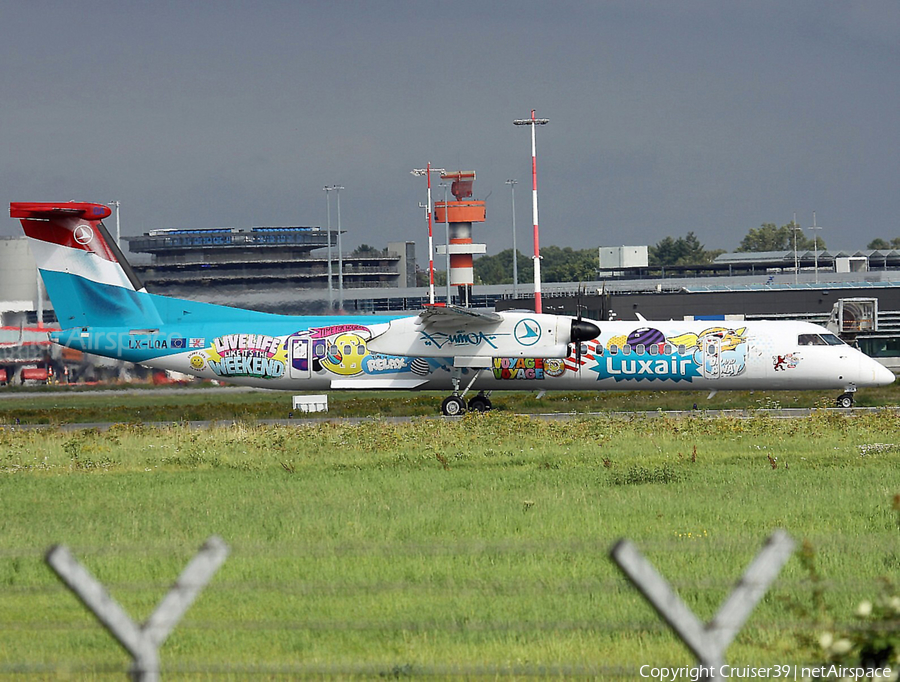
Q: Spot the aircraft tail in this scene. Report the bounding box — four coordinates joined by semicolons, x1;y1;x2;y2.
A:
11;202;164;329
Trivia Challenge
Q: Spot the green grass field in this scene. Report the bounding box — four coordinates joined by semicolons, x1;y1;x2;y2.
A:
2;410;900;679
0;381;898;424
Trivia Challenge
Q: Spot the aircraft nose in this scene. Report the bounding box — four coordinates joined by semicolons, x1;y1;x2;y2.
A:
873;360;896;387
570;319;601;344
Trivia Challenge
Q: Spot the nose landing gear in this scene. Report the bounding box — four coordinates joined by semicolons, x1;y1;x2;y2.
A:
836;386;857;408
836;392;855;408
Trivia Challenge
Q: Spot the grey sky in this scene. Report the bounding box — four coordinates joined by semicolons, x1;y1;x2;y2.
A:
2;1;898;262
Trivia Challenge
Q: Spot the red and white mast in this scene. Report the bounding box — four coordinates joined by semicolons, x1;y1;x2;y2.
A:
513;110;549;313
411;163;445;305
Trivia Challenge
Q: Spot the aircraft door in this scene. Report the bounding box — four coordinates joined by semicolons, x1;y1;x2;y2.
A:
289;337;311;379
701;334;721;379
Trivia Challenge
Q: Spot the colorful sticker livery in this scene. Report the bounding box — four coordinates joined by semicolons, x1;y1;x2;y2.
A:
321;332;369;376
492;357;545;380
206;333;288;379
590;326;748;383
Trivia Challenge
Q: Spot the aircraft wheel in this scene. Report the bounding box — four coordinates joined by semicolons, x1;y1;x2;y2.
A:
441;395;466;416
467;395;492;413
836;393;854;409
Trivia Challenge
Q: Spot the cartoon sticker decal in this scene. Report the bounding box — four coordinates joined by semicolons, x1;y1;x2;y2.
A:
492;357;545;380
589;326;748;383
543;358;566;378
320;332;369;376
204;333;288;379
289;326;429;378
773;353;800;371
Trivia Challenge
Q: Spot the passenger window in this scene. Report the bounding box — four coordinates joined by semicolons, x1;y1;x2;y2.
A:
636;344;645;355
649;344;658;356
609;345;618;355
663;344;673;355
622;345;630;355
678;344;686;355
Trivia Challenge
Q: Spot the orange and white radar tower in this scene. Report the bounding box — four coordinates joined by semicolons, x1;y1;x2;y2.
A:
434;171;487;307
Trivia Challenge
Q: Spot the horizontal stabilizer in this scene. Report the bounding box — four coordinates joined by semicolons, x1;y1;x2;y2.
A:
10;202;112;220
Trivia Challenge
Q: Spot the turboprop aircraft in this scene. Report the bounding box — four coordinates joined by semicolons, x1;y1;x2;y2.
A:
11;202;894;414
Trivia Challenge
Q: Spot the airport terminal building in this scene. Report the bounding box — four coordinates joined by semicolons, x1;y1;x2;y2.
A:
126;226;417;312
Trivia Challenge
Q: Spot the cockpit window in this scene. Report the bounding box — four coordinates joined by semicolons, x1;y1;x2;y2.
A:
798;333;845;346
798;334;827;346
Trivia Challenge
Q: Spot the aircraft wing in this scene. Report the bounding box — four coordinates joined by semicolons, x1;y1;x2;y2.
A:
368;306;598;359
416;304;502;327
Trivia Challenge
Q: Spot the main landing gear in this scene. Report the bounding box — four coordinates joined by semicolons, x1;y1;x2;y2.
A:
441;392;493;416
440;368;492;416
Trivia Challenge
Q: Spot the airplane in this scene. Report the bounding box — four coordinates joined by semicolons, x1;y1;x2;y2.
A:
10;201;895;414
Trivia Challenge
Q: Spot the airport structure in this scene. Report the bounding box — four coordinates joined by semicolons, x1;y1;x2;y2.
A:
126;226;416;308
434;171;487;306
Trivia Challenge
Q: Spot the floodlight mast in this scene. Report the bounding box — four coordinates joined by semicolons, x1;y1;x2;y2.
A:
505;180;518;298
323;185;346;310
106;201;121;245
323;187;334;310
411;164;446;305
808;211;823;285
513;110;549;313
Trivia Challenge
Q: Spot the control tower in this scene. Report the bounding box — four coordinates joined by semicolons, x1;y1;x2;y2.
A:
434;171;487;306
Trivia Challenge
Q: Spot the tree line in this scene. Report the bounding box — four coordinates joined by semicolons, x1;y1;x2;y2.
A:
465;222;899;285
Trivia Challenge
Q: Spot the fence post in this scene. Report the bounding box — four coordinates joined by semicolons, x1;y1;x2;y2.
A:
46;535;229;681
610;529;795;681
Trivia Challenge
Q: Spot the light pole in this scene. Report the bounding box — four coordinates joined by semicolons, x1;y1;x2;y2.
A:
411;164;445;305
791;213;800;285
323;187;334;311
505;179;518;298
107;201;121;245
324;185;345;310
440;181;451;305
334;185;345;310
513;110;549;313
809;211;822;284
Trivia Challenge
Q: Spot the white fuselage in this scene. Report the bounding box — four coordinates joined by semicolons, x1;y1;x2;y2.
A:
58;317;895;395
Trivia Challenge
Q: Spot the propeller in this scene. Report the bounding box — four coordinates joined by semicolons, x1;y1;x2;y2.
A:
569;284;599;368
